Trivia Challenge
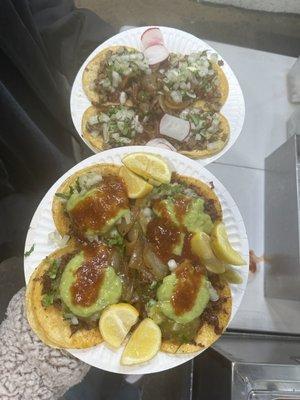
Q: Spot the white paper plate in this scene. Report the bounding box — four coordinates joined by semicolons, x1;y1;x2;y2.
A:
70;26;245;166
24;146;249;374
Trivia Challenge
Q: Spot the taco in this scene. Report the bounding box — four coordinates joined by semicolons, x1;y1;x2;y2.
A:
26;245;109;349
158;51;229;113
164;106;230;158
81;105;148;151
52;164;130;241
82;46;151;106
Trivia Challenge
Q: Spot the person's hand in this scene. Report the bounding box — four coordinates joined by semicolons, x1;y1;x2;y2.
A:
0;288;90;400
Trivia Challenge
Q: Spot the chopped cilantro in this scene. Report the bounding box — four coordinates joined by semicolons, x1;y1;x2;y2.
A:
42;293;54;307
149;281;157;290
55;192;69;200
47;259;60;279
24;244;35;257
152;183;186;198
107;232;124;248
75;178;81;193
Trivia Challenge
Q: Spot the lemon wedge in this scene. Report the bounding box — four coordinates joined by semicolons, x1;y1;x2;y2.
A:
99;303;139;348
121;318;161;365
222;268;243;284
211;222;246;266
191;231;226;274
122;153;171;184
119;166;153;199
148;178;162;187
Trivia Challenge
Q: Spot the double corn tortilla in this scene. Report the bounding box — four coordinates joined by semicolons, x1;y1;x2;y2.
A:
52;164;121;237
82;45;139;106
26;246;103;349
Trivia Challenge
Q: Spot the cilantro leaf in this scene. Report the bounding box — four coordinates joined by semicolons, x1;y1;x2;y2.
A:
152;183;186;198
107;233;124;248
47;259;60;279
24;244;35;257
42;293;54;307
55;192;69;200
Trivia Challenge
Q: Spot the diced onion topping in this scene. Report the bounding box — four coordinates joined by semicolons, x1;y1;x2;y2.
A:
162;51;219;101
168;259;177;272
206;281;219;302
179;108;222;144
48;231;70;248
87;106;143;146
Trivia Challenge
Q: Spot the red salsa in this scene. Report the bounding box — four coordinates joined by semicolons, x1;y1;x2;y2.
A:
71;244;112;307
69;175;128;235
171;261;203;315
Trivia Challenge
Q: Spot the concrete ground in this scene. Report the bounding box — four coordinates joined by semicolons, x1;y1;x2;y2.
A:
75;0;300;56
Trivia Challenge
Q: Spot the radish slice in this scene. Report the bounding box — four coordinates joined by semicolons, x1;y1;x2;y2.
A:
159;114;191;142
146;138;176;151
141;27;164;49
144;44;169;66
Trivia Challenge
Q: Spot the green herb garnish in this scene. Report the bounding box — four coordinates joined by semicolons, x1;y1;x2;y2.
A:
24;244;35;257
107;232;124;248
47;259;60;279
55;192;69;200
152;183;186;198
42;293;54;307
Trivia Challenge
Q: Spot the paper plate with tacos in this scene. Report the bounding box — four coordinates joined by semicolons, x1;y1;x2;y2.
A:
24;146;248;374
71;26;245;164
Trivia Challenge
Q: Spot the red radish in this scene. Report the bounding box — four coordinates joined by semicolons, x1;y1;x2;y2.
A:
146;138;176;151
144;44;169;66
159;114;191;142
141;27;164;49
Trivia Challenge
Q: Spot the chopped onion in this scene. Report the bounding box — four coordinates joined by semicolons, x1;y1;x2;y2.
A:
206;281;219;302
143;245;168;280
142;207;152;217
78;172;102;191
159;114;191;142
70;315;79;325
88;115;99;125
167;259;177;272
48;231;70;247
119;91;127;105
170;90;182;103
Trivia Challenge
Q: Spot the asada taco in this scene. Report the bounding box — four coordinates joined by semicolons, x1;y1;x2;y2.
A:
172;106;230;158
82;46;151;106
81;105;146;151
26;244;107;349
158;51;229;113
